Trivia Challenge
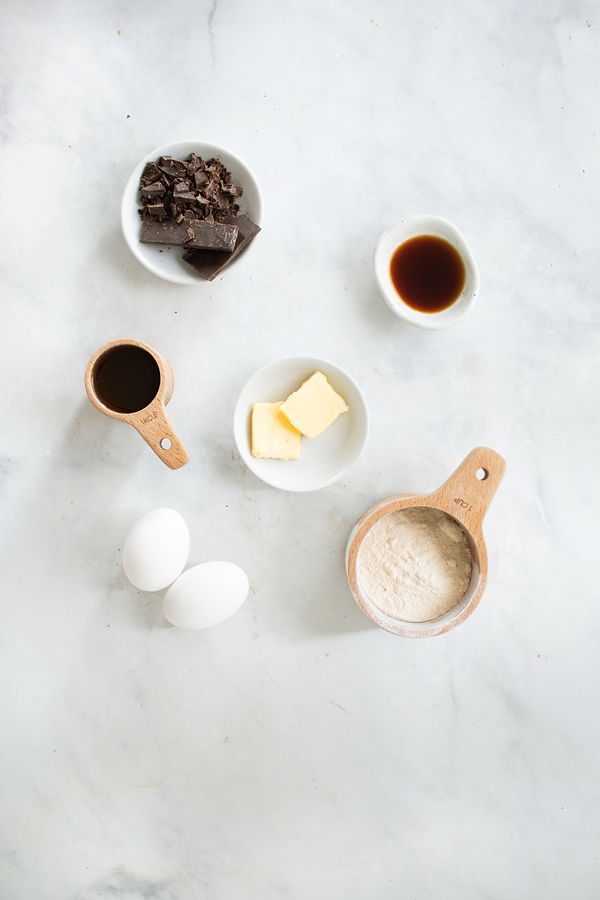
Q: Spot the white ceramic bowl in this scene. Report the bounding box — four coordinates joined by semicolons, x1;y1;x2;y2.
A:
121;141;263;285
233;357;368;492
374;215;479;329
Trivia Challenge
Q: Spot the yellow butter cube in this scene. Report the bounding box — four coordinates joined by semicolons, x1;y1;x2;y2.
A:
280;371;348;439
251;402;301;460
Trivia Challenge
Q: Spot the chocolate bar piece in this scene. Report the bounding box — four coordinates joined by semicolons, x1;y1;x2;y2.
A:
140;162;161;185
172;191;197;204
158;156;187;179
140;217;239;251
182;214;260;280
186;154;205;175
221;182;243;197
141;180;165;199
146;202;166;217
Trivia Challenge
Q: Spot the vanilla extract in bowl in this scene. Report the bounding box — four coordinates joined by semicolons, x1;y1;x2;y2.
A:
390;235;466;313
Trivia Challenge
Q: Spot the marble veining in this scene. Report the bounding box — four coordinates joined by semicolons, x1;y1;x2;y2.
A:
1;0;599;898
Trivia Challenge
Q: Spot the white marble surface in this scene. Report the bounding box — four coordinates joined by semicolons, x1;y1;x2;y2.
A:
1;1;599;897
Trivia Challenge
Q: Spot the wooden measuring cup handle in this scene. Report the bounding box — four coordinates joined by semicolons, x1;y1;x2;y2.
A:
128;400;189;470
433;447;506;534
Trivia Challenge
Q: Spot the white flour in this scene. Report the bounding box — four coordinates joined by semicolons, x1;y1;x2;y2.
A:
357;507;472;622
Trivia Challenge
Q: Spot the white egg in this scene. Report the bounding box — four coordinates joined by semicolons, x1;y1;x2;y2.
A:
162;561;249;629
123;508;189;592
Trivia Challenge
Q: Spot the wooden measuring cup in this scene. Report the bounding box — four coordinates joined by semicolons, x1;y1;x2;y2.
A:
84;339;189;470
346;447;505;637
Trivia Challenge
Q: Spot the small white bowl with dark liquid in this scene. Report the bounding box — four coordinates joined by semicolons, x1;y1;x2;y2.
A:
374;215;479;329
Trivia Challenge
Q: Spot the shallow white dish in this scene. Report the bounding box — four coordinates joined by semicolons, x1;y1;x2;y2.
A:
121;140;263;285
373;215;479;329
234;357;368;492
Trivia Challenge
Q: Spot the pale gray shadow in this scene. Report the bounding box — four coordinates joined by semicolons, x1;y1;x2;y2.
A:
97;224;161;291
344;247;413;337
295;571;375;637
6;398;152;622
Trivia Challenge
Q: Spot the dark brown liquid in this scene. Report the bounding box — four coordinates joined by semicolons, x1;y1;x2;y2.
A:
390;235;466;313
93;345;160;413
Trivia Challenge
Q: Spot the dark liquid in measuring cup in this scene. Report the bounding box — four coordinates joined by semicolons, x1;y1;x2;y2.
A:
390;235;466;313
93;345;160;413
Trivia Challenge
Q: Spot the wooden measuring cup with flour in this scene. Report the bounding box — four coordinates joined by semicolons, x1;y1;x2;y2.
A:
346;448;505;637
84;339;189;470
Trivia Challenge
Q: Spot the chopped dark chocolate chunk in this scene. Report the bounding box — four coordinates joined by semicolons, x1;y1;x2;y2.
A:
217;190;233;207
182;214;260;280
213;203;240;223
138;153;242;223
157;157;186;179
171;191;197;203
141;181;165;198
205;158;227;176
221;182;243;197
186;154;205;174
201;180;220;200
146;202;166;217
141;217;239;251
141;162;162;185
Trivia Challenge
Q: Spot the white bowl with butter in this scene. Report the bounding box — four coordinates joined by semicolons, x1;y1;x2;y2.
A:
233;357;368;492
